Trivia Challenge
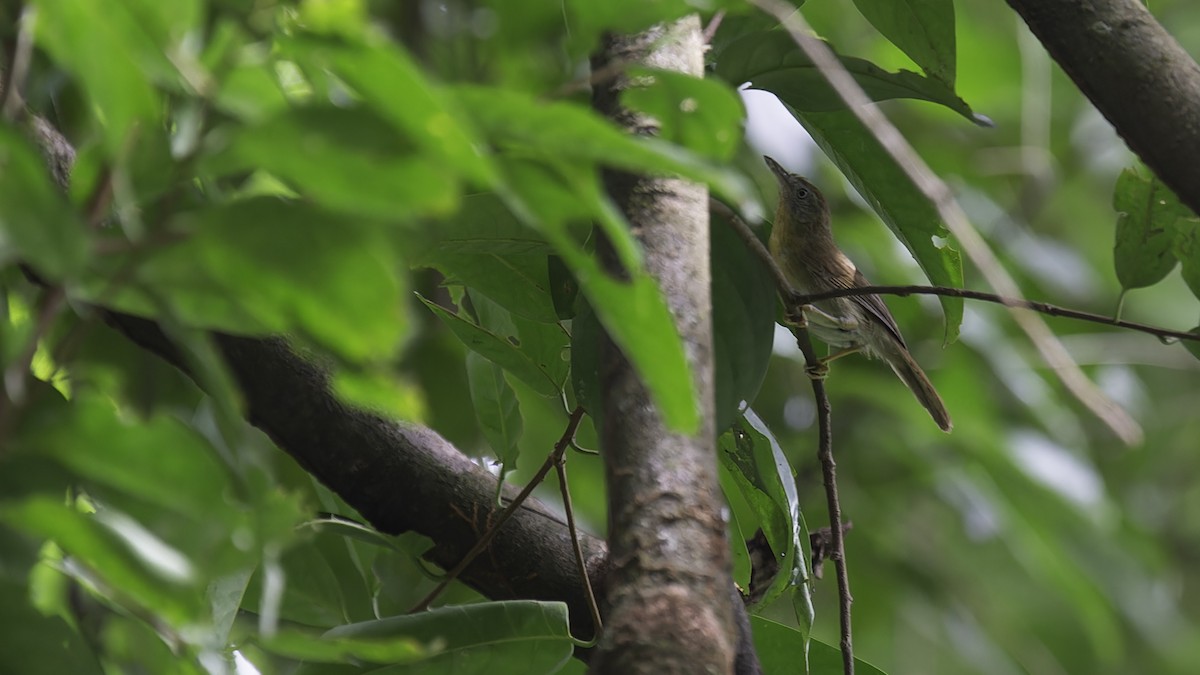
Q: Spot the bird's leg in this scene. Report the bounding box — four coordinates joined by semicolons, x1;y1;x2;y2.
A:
804;346;863;380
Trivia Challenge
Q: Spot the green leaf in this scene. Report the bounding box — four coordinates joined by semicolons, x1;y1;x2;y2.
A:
751;617;889;675
718;409;813;629
570;300;602;422
0;577;104;675
306;601;573;675
500;160;700;433
264;626;427;664
711;210;776;433
790;109;964;342
0;497;205;624
548;256;580;321
417;295;564;397
300;517;432;557
466;351;524;475
621;68;746;160
561;0;708;58
18;396;229;520
432;253;561;324
202;106;459;219
0;126;87;278
714;30;986;126
1172;218;1200;300
1184;326;1200;363
1112;164;1191;290
285;37;497;187
33;0;162;154
455;85;761;219
89;198;406;362
852;0;957;86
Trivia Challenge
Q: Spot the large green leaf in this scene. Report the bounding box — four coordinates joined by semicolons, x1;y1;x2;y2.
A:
284;37;497;187
22;396;229;520
87;198;406;362
33;0;165;154
711;210;776;433
751;617;888;675
1173;218;1200;301
498;159;701;433
455;85;761;218
1112;164;1192;291
0;497;206;624
202;106;458;219
718;410;813;631
0;577;104;675
287;601;573;675
852;0;956;87
621;68;746;160
714;30;986;125
417;295;565;397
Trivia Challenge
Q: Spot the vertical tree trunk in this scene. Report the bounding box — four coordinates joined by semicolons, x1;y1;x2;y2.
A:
590;15;735;675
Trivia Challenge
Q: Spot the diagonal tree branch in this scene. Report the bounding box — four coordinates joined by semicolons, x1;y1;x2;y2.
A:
1006;0;1200;216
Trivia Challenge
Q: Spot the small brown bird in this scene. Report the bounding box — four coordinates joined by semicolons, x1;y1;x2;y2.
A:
765;155;952;432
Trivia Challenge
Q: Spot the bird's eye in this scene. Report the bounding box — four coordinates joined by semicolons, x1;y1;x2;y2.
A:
795;187;809;199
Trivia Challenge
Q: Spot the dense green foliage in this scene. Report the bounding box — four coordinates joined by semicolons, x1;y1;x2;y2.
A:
2;0;1200;674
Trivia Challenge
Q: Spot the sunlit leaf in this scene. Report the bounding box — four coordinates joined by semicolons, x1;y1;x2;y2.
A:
87;199;406;362
202;106;458;219
621;68;746;160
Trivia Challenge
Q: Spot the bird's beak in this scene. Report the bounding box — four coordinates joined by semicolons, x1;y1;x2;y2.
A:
763;155;789;183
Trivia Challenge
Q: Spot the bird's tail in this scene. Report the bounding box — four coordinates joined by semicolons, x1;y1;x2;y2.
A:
886;348;953;432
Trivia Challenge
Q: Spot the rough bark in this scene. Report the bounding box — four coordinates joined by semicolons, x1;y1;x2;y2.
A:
590;16;736;675
1007;0;1200;214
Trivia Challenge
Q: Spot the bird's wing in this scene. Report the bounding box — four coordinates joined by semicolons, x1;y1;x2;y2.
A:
838;268;908;349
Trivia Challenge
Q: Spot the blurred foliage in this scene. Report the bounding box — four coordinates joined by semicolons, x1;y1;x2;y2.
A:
0;0;1199;674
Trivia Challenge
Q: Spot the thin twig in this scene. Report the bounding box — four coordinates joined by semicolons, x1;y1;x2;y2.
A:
0;6;35;122
408;406;588;613
748;0;1142;446
813;373;853;675
554;447;603;638
713;200;855;674
798;285;1200;344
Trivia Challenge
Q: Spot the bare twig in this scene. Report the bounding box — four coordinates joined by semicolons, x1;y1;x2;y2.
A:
555;447;603;638
714;199;855;675
799;285;1200;344
408;406;588;614
747;0;1142;446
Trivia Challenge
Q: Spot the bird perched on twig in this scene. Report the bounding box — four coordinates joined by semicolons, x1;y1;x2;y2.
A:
764;155;952;432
